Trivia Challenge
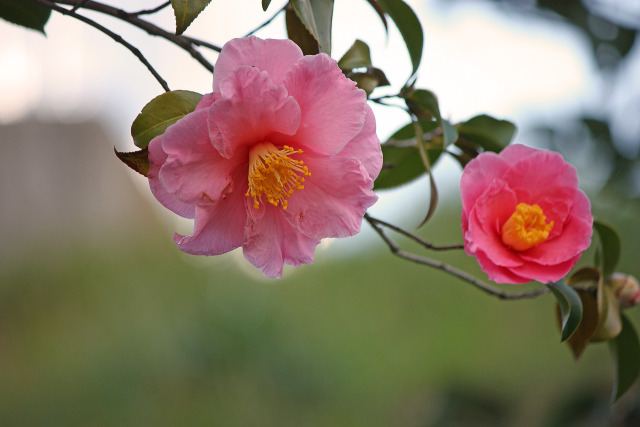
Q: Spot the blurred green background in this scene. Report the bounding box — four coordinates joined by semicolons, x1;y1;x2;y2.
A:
1;119;639;425
2;0;640;425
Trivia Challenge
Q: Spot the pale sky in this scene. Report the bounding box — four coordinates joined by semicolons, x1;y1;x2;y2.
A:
0;0;603;260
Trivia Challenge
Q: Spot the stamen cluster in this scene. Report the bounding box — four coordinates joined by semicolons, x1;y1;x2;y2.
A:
246;143;311;210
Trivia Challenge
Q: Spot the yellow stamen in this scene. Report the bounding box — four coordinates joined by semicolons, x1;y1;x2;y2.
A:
245;142;311;210
501;203;554;251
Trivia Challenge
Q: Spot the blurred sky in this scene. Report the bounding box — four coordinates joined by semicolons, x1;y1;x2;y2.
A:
0;0;612;252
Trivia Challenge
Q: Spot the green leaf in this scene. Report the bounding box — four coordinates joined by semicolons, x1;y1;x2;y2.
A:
285;6;320;55
262;0;272;11
594;220;621;279
365;0;388;34
0;0;51;34
338;40;372;70
345;68;390;95
377;0;423;77
404;89;457;147
548;280;583;342
131;90;202;149
375;120;443;190
289;0;334;54
609;315;640;402
563;290;599;360
170;0;212;35
114;147;150;177
456;114;517;153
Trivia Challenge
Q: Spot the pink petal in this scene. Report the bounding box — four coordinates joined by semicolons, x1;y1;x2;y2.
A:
209;66;301;158
148;135;195;219
503;148;578;205
195;92;219;110
174;169;248;255
283;152;378;239
336;105;383;180
466;180;523;267
283;54;367;155
160;109;247;205
460;152;511;215
508;254;582;284
243;206;320;279
475;250;531;284
520;190;593;265
212;36;303;92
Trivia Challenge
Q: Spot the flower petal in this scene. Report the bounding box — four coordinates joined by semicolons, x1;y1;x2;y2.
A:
160;109;246;205
460;151;511;215
475;250;531;284
243;206;320;278
148;135;195;219
173;169;248;255
336;105;383;180
466;180;523;267
212;36;303;92
520;190;593;265
283;152;377;239
283;54;367;155
209;66;301;158
508;254;582;284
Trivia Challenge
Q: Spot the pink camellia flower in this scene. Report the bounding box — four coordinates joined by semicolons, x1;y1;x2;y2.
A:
147;36;382;278
460;144;593;284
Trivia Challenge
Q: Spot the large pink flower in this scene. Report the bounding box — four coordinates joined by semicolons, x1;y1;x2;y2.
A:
460;144;593;284
147;36;382;278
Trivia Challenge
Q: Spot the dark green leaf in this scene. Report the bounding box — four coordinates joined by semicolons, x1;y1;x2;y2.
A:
609;315;640;402
404;89;457;147
405;89;439;121
563;290;599;360
131;90;202;149
375;120;443;190
0;0;51;34
114;147;150;177
346;68;390;95
594;220;621;279
377;0;423;77
365;0;388;33
262;0;272;11
170;0;212;35
456;114;517;153
548;280;583;342
412;120;438;228
289;0;334;54
285;6;320;55
338;40;372;70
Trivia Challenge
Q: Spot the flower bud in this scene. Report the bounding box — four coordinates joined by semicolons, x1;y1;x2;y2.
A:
606;273;640;309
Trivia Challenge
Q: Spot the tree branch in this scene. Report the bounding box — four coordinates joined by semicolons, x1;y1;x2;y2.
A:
365;214;464;251
30;0;170;92
364;214;550;300
50;0;218;72
244;4;287;37
130;1;171;17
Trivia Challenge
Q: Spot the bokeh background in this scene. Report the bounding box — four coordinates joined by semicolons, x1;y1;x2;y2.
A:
1;0;639;425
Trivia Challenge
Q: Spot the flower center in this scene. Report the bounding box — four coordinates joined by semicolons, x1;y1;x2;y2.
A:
245;142;311;210
501;203;554;251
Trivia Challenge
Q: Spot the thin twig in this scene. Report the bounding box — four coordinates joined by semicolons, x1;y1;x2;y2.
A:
365;214;463;251
31;0;170;92
50;0;218;71
244;4;287;37
131;1;171;16
365;214;550;300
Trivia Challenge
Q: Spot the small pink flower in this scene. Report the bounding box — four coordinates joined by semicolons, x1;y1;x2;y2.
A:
147;36;382;278
460;144;593;284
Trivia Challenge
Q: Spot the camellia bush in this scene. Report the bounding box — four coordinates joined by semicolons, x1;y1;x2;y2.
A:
6;0;640;402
